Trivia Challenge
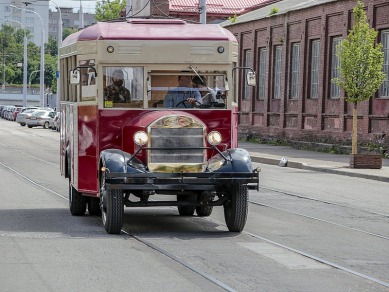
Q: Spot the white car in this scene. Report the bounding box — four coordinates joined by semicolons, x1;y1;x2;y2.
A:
16;109;38;126
26;110;56;129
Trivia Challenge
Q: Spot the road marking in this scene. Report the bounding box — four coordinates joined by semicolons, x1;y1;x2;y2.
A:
238;242;329;270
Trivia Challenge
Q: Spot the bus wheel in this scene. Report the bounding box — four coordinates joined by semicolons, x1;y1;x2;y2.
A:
177;195;195;216
223;184;248;232
69;181;86;216
196;205;213;217
88;197;101;216
101;189;123;234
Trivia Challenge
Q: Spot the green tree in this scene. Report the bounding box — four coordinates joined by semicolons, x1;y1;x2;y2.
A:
332;0;385;155
45;36;58;57
44;53;58;92
62;27;78;40
95;0;126;21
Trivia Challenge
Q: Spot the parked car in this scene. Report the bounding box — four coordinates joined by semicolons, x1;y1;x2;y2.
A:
50;112;61;131
16;109;39;126
26;110;56;129
11;106;23;121
2;105;14;120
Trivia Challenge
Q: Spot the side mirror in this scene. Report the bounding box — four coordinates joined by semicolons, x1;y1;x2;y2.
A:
246;71;256;86
69;70;80;85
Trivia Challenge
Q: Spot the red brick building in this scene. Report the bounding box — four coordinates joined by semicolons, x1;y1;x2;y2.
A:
221;0;389;145
145;0;280;23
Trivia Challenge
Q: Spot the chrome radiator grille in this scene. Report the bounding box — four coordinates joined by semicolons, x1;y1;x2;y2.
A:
149;128;204;163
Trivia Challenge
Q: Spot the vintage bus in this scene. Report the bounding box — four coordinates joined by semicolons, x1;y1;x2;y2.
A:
59;18;259;234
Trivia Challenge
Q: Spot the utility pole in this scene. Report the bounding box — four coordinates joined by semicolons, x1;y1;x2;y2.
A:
126;0;132;18
199;0;206;24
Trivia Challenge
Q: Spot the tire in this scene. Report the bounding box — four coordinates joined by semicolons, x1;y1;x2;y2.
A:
20;123;26;126
69;181;86;216
43;121;49;129
196;205;213;217
27;125;33;128
88;197;101;216
101;189;123;234
224;184;248;232
177;195;195;216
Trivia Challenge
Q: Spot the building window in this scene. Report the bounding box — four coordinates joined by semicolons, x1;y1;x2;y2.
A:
25;17;34;24
379;30;389;97
12;16;21;23
257;48;267;100
310;40;320;98
330;37;342;98
243;49;251;100
290;43;300;99
273;45;282;99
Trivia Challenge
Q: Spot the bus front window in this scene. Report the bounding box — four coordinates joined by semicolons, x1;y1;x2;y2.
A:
103;67;144;108
148;71;228;109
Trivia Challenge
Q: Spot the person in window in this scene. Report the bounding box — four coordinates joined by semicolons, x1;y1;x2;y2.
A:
104;69;131;102
163;75;202;108
192;75;217;104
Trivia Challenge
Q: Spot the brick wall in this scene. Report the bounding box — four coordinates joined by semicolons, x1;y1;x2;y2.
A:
226;0;389;146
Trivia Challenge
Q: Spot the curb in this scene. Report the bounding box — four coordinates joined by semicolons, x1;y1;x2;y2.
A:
250;156;389;183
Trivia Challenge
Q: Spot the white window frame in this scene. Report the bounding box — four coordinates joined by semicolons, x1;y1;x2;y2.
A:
273;46;282;99
310;39;320;98
290;43;300;99
379;30;389;98
258;48;267;100
243;49;251;100
330;37;342;98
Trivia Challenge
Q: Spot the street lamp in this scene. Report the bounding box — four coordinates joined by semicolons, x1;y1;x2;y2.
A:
9;5;45;107
50;0;62;111
0;17;28;106
29;69;40;92
34;0;62;110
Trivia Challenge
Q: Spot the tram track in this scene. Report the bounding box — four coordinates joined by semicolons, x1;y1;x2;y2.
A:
2;141;388;242
259;185;389;218
249;199;389;241
0;159;236;292
2;158;389;289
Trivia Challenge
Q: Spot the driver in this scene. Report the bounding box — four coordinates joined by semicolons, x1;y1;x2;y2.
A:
163;74;202;108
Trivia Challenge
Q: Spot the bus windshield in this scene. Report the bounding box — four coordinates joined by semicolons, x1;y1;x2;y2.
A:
102;67;228;109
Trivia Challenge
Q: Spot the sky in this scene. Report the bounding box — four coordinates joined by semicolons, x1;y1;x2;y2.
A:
50;0;97;14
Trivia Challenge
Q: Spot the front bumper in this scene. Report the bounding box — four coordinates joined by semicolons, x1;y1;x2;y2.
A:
104;171;260;192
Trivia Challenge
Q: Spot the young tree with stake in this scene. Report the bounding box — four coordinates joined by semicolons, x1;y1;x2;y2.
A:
332;0;385;156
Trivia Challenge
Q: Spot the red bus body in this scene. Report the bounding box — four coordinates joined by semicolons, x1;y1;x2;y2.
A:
59;19;258;234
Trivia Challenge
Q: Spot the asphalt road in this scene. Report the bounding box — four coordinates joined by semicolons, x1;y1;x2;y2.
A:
1;118;388;292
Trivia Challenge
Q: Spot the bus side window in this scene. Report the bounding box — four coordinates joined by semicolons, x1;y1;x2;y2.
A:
103;67;144;108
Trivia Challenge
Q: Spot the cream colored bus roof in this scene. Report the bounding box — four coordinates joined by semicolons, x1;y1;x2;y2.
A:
62;19;237;47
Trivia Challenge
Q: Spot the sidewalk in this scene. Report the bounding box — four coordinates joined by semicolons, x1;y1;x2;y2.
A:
239;142;389;183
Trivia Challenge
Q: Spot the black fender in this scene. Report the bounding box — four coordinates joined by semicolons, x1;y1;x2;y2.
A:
99;149;147;174
208;148;253;173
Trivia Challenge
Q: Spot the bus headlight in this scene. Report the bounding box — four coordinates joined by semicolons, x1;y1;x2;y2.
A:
207;131;222;146
134;131;148;146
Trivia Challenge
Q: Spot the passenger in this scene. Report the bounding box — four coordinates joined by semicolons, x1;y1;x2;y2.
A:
163;75;202;108
192;75;217;104
104;69;131;102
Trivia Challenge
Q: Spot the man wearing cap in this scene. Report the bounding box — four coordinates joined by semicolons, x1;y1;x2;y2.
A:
104;69;131;103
